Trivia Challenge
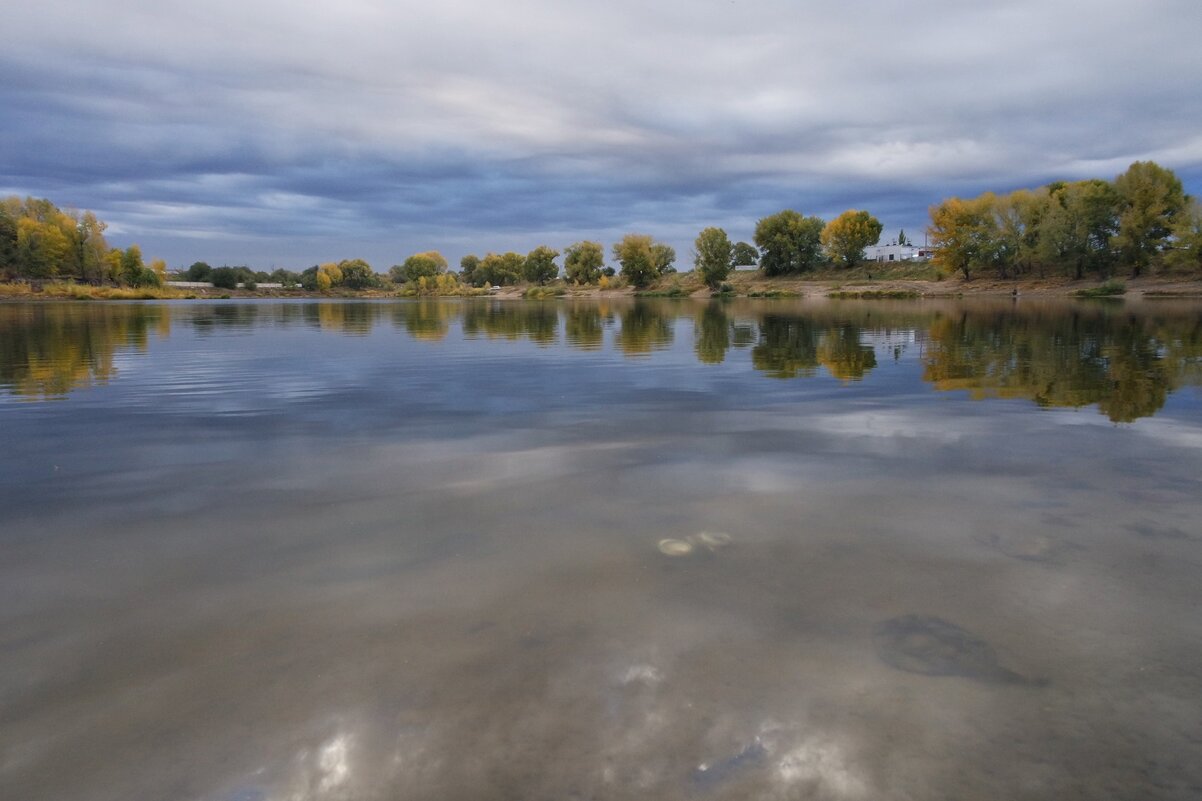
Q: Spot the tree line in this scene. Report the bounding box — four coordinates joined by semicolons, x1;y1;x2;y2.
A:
6;159;1200;290
0;197;166;287
929;161;1201;280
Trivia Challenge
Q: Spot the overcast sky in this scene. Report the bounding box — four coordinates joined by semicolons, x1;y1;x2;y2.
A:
3;0;1201;270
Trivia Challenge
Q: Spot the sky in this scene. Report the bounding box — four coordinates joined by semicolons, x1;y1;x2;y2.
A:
2;0;1201;271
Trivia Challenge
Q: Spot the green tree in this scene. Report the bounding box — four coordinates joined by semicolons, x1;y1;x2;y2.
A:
731;241;758;267
1113;161;1186;276
209;266;240;289
897;229;909;246
524;245;559;284
563;241;605;285
821;210;884;268
269;268;301;287
612;234;659;287
460;254;481;285
338;258;377;289
1038;180;1120;279
0;205;17;278
185;261;212;282
753;210;825;275
72;211;110;284
694;226;733;288
651;243;677;274
392;251;448;283
118;245;145;286
477;252;525;286
1165;199;1202;274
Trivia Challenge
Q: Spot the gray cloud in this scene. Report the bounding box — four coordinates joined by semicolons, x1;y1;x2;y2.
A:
2;0;1200;268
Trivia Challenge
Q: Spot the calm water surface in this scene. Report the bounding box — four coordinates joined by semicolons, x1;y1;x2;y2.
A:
2;298;1202;801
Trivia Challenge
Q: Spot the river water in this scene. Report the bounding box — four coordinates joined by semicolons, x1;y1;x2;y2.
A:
2;298;1201;800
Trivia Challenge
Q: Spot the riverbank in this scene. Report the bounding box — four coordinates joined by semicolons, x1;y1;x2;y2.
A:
4;272;1202;301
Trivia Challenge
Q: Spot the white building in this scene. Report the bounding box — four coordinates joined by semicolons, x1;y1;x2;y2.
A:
864;243;933;263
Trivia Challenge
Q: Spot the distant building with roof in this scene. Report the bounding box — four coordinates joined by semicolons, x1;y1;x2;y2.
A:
864;243;933;263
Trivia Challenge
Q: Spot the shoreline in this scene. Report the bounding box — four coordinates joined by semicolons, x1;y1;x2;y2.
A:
4;273;1202;301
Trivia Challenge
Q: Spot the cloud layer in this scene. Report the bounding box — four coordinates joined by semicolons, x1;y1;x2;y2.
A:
3;0;1200;268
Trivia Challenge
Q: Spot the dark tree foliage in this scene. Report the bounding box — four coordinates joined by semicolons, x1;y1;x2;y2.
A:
754;210;826;275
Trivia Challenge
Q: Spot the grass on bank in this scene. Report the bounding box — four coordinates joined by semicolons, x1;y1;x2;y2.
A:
828;289;921;299
0;281;188;300
1073;280;1127;298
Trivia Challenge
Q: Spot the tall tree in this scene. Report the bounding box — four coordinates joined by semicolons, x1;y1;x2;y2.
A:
338;258;377;289
753;210;825;275
459;254;481;285
1038;180;1120;279
477;252;525;286
1113;161;1186;276
927;196;998;280
1166;199;1202;273
612;234;660;287
694;227;733;288
731;241;758;267
563;241;604;285
524;245;559;284
821;210;884;268
651;243;676;274
392;251;447;283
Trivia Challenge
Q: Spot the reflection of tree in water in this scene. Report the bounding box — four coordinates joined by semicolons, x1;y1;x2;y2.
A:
921;307;1201;422
564;304;604;351
751;315;821;378
616;302;672;356
189;303;260;334
0;304;169;399
818;322;877;381
392;301;454;341
462;302;559;346
694;302;731;364
315;302;380;336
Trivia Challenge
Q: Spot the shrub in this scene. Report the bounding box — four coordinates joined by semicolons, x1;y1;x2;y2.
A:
210;267;240;289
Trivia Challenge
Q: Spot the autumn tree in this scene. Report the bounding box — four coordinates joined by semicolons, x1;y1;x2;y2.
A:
338;258;378;289
563;241;605;285
928;195;999;280
651;243;677;274
754;210;825;275
1113;160;1186;276
391;251;448;283
612;234;660;287
694;226;733;288
821;210;883;268
476;252;525;286
524;245;559;284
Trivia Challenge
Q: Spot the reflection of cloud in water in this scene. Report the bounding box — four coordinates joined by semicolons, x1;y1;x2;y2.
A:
1127;416;1202;450
774;736;865;798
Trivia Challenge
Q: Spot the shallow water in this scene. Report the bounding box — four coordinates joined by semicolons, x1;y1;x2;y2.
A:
2;297;1202;800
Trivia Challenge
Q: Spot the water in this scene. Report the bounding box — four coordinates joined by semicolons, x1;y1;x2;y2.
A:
2;297;1201;801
